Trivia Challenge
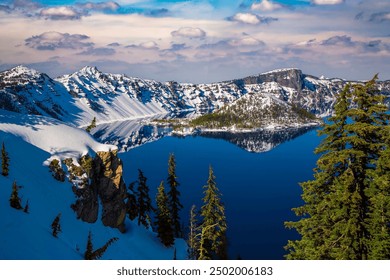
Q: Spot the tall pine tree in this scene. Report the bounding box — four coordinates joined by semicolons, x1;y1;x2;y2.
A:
1;142;10;176
167;153;183;238
125;182;139;221
155;181;175;247
367;123;390;258
187;204;200;260
285;75;389;260
136;169;153;229
199;166;227;260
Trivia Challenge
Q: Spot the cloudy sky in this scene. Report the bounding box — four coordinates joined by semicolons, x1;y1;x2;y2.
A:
0;0;389;82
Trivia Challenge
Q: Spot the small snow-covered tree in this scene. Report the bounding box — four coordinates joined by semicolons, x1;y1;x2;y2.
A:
9;181;22;210
84;231;118;260
23;200;29;214
51;213;62;238
86;117;97;133
1;142;10;176
136;169;153;229
126;182;139;221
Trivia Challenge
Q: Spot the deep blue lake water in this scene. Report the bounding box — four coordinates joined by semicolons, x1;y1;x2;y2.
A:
118;127;322;260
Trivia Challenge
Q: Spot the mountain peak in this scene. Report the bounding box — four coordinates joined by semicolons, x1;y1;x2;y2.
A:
6;65;40;76
78;66;101;76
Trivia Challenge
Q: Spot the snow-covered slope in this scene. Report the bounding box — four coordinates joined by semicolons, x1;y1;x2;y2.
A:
0;110;186;259
0;109;116;162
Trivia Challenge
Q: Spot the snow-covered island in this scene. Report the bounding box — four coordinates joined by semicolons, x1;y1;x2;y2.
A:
170;91;323;136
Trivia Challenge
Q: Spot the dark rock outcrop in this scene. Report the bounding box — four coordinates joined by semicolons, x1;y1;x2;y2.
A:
93;150;127;233
69;150;127;232
71;183;99;224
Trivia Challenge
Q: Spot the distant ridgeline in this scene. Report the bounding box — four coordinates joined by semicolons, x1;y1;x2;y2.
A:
1;66;389;127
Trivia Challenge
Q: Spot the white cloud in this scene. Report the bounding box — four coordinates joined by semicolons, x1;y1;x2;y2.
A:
311;0;344;5
171;27;207;39
231;13;261;24
229;37;265;47
139;41;159;49
228;13;278;25
251;0;283;12
25;31;93;50
76;1;121;12
40;6;82;20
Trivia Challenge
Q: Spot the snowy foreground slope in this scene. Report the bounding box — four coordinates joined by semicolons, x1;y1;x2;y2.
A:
0;110;186;259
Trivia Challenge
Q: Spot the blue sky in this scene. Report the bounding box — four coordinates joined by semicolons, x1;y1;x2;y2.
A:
0;0;389;82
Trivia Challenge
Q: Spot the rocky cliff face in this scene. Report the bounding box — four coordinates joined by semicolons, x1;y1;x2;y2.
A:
69;151;127;232
93;150;127;233
237;68;305;92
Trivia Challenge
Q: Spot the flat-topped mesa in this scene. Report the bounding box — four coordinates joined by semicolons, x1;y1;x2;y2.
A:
235;68;305;92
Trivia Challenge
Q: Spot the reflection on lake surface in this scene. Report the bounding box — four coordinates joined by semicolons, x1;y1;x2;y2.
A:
199;127;317;153
93;115;319;154
93;116;172;152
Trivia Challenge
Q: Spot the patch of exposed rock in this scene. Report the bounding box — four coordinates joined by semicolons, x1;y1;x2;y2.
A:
68;151;127;233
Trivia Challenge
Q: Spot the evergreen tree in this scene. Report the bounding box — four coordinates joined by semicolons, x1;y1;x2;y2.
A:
84;231;118;260
285;75;389;260
126;182;139;221
51;213;62;238
9;181;22;210
84;231;94;259
366;112;390;258
199;166;228;260
1;142;10;176
187;204;200;260
137;169;153;229
86;117;97;133
23;200;29;214
155;181;175;247
167;153;183;238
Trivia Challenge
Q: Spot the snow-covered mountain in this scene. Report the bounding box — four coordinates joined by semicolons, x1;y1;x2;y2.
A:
2;66;388;127
0;109;186;259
